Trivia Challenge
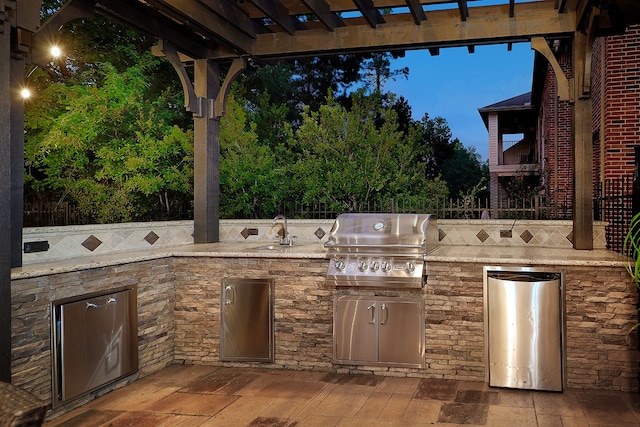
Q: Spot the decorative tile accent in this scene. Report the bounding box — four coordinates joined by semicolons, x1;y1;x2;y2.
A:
566;231;574;244
314;227;326;240
476;229;489;243
240;227;250;239
520;229;534;243
145;231;160;245
439;229;447;241
82;235;102;252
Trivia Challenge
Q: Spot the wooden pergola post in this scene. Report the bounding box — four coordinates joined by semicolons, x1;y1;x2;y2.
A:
0;0;13;383
193;59;221;243
572;31;594;250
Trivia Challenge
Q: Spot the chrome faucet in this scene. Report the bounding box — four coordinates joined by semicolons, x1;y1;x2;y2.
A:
273;214;293;245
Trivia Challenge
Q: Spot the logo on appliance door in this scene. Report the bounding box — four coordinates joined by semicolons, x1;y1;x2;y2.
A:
372;221;387;232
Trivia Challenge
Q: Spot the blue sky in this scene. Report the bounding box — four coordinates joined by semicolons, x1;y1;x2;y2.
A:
384;42;535;161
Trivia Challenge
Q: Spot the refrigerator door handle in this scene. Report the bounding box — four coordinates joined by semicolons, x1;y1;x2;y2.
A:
224;285;235;305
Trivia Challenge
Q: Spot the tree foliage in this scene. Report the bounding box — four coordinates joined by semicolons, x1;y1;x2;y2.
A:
25;6;488;223
289;92;448;213
25;59;193;222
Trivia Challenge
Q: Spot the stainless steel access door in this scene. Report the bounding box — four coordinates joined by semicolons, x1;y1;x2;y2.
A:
54;287;138;406
220;278;274;362
485;268;563;391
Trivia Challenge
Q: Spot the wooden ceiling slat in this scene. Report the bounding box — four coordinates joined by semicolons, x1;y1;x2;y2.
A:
457;0;469;21
97;0;211;58
405;0;427;24
352;0;385;28
301;0;346;31
147;0;260;51
249;0;305;35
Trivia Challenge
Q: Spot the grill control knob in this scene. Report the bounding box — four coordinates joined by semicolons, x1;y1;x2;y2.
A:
358;259;368;272
381;261;391;272
370;260;380;272
334;259;346;271
405;261;416;273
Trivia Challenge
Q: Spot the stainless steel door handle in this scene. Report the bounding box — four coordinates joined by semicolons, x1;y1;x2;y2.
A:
367;304;376;324
380;303;388;325
224;285;236;305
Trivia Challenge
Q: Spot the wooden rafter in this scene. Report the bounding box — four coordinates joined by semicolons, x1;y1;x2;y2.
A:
405;0;427;24
457;0;469;21
141;0;256;53
97;0;212;59
352;0;385;28
250;0;305;35
300;0;345;31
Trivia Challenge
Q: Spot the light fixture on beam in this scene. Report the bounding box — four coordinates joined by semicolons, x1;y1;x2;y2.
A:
23;45;64;100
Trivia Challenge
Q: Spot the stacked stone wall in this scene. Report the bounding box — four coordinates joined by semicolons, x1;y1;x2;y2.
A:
172;257;333;370
424;262;485;382
10;255;640;418
10;259;176;406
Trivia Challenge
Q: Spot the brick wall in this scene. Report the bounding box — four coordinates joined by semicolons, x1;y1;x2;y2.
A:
541;51;574;213
601;25;640;182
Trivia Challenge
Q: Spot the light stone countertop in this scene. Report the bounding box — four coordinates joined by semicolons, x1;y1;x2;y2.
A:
426;245;627;267
11;241;628;280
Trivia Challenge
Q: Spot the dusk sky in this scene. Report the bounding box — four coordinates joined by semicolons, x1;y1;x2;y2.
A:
384;42;535;161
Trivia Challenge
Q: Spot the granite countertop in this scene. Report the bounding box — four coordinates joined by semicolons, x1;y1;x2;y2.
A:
426;245;627;267
11;241;627;280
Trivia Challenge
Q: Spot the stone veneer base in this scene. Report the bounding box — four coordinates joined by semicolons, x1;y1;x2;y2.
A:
11;253;639;420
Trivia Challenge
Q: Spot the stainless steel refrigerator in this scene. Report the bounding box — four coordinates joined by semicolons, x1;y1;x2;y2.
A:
484;267;563;391
220;278;274;362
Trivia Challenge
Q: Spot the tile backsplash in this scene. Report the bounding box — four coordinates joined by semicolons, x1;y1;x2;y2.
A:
21;218;607;264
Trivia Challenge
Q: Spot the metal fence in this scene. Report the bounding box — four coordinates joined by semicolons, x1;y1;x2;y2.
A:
23;184;635;253
593;175;634;253
23;201;92;227
278;196;567;221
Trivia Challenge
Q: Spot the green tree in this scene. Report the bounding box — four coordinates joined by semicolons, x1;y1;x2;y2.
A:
219;94;286;218
25;60;193;222
441;142;489;198
290;92;448;213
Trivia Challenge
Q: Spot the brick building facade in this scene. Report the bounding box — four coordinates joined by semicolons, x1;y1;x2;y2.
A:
484;25;640;246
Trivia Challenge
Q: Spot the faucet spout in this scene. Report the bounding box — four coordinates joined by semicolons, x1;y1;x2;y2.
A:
273;215;292;245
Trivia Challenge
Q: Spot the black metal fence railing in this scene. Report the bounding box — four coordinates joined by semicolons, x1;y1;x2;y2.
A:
278;196;569;221
23;201;92;227
593;175;634;253
24;187;632;253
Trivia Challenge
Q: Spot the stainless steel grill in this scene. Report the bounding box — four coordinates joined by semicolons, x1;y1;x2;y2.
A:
324;213;438;288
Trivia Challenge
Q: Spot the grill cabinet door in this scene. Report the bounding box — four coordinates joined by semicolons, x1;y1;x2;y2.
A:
334;297;378;363
378;299;424;367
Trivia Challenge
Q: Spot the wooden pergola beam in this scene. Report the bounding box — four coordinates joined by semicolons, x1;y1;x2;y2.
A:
241;3;575;60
